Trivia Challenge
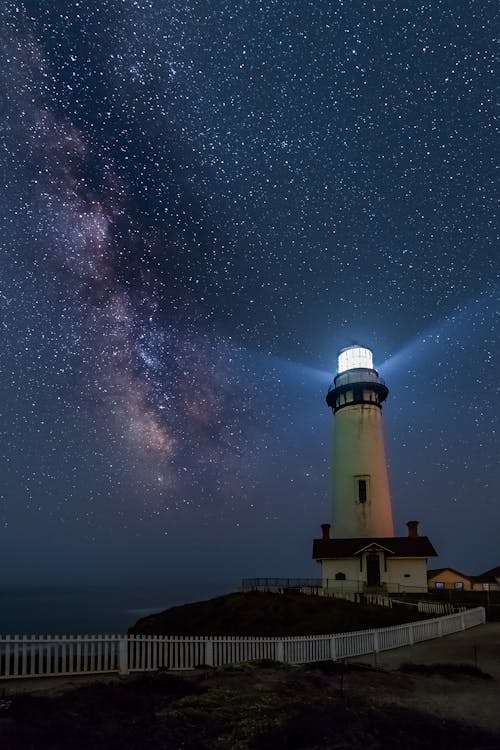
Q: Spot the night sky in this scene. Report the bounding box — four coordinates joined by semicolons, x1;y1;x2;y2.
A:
0;1;498;586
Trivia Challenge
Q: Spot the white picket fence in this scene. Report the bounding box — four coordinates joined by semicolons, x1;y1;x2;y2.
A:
417;600;464;615
317;591;463;615
0;607;485;680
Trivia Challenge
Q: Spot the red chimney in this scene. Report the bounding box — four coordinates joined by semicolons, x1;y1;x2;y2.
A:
321;523;331;541
407;520;419;539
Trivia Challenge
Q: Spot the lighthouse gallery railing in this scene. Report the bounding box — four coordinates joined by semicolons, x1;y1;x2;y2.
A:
0;607;485;680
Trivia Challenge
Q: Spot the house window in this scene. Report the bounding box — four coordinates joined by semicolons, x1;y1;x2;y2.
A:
335;572;346;581
454;582;464;590
435;582;444;589
358;479;367;504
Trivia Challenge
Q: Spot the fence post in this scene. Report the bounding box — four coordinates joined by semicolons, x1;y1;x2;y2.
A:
460;611;466;631
118;636;129;675
437;619;443;637
205;639;214;667
275;640;284;663
408;623;414;646
373;630;380;653
330;637;337;661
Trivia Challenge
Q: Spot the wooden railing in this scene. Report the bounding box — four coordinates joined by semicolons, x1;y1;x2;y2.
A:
0;607;485;680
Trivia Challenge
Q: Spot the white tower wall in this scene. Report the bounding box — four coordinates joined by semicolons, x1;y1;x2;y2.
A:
332;403;394;537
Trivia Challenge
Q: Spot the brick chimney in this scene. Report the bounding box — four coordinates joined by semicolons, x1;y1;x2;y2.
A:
321;523;331;541
407;520;419;539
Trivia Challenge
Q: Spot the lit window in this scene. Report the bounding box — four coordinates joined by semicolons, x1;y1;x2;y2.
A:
454;582;464;590
435;582;444;589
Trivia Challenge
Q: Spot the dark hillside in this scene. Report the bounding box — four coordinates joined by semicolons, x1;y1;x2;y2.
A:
128;590;427;636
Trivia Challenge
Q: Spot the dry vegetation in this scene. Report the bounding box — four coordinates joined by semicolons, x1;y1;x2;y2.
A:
128;590;428;636
1;661;498;749
2;593;498;748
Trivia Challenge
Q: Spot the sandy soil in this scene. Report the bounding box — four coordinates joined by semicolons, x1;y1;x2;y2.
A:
349;622;500;732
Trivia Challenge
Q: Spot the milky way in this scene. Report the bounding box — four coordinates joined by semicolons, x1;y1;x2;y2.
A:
0;1;498;582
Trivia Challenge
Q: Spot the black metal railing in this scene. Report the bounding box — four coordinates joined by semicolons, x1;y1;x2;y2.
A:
241;578;322;590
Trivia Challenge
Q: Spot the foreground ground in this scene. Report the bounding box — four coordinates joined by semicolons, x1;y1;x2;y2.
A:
2;628;500;750
352;622;500;734
2;602;499;749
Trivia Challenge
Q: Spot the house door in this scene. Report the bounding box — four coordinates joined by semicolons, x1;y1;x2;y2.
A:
366;554;380;586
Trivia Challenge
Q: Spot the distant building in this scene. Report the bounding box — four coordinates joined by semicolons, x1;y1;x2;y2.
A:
428;566;500;592
427;567;474;591
313;345;437;594
475;566;500;590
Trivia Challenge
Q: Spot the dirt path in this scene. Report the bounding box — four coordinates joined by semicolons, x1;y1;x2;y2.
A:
352;622;500;677
350;622;500;732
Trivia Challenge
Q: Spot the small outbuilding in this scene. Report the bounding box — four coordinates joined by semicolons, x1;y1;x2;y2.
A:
313;521;437;594
427;567;474;591
427;565;500;591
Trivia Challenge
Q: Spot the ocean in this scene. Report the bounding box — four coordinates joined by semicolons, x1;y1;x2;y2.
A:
0;582;235;635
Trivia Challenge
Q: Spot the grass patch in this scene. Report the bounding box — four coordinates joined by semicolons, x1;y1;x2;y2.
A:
220;658;290;672
304;659;384;674
255;699;498;750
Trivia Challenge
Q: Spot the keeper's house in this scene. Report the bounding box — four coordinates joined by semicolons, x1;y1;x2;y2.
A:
313;520;437;594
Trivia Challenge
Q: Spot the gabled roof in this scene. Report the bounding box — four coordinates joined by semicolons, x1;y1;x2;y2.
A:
472;573;498;584
427;567;470;579
477;565;500;580
352;541;400;555
313;536;437;560
427;566;500;584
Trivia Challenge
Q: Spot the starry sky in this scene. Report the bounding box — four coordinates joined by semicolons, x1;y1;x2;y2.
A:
0;1;498;586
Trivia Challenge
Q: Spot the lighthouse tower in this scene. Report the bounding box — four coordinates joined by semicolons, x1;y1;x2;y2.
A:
313;343;436;593
326;345;394;538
